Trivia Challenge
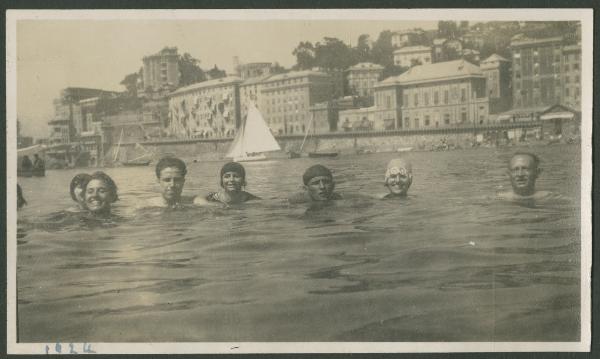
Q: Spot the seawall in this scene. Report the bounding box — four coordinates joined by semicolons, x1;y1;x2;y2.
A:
111;122;542;162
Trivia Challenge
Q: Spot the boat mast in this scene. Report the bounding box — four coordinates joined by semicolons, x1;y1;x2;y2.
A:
299;114;313;152
113;128;124;162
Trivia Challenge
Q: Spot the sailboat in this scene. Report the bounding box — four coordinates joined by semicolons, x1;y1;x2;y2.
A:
225;103;281;162
289;114;338;159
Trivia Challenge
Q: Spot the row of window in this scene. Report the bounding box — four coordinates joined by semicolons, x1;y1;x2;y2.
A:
403;88;469;107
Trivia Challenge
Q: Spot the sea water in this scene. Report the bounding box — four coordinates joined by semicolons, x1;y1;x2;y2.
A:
16;144;581;342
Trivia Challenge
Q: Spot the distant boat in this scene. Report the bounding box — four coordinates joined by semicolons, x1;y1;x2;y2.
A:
226;103;281;162
397;147;413;152
308;152;338;158
291;114;338;159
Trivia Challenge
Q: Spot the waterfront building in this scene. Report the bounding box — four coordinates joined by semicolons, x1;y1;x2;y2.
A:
510;34;581;110
167;76;242;138
239;74;273;121
391;28;425;48
309;96;369;133
338;106;377;131
480;54;512;113
393;46;432;68
140;47;180;93
236;62;272;80
373;59;489;130
260;70;336;135
347;62;384;98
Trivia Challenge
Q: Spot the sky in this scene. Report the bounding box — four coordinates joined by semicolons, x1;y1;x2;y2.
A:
15;18;437;139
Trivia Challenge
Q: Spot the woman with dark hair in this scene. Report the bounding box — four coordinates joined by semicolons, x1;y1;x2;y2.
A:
203;162;260;205
83;171;119;216
68;173;92;211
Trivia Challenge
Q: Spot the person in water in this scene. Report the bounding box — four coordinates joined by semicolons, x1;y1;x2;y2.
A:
21;155;33;172
68;173;92;211
382;158;413;199
499;152;547;200
201;162;260;205
145;156;200;208
84;171;119;216
17;184;27;209
33;153;45;171
288;164;341;203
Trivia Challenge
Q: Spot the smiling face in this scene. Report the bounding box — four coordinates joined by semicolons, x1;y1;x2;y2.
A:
158;167;185;204
385;168;412;196
508;155;539;196
85;179;113;214
222;171;244;193
305;175;334;201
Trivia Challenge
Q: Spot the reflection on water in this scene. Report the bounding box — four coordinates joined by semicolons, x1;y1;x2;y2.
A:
16;145;581;342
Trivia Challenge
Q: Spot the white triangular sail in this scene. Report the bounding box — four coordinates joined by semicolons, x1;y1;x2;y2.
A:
226;103;280;158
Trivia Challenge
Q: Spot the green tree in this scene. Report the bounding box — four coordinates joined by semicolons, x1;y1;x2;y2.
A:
371;30;395;68
178;53;207;86
292;41;316;70
207;65;227;79
354;34;371;63
120;70;140;97
314;37;354;71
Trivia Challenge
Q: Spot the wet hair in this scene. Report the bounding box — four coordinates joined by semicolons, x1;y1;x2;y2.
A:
70;173;92;202
303;164;333;185
220;162;246;188
155;157;187;178
17;184;27;209
86;171;119;202
510;152;541;169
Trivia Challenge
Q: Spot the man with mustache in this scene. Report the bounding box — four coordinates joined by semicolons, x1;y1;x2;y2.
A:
288;164;342;204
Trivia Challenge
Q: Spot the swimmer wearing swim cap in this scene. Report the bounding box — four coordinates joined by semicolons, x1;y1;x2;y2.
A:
383;158;413;199
289;164;342;203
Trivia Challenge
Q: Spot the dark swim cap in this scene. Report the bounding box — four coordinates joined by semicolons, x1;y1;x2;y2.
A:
220;162;246;187
303;164;333;185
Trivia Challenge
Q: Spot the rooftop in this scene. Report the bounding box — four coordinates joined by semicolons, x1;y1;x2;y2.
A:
481;54;509;63
394;45;432;54
377;60;483;87
263;70;330;83
240;73;274;86
510;34;564;47
348;62;385;71
169;76;242;96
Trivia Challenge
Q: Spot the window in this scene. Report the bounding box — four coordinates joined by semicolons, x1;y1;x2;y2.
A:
444;114;450;125
434;91;439;105
461;88;466;102
574;63;580;70
405;118;410;128
565;88;570;96
414;118;420;128
565;76;570;83
425;115;430;126
414;94;419;106
444;90;449;104
424;93;429;106
403;94;409;107
461;112;467;123
386;96;391;109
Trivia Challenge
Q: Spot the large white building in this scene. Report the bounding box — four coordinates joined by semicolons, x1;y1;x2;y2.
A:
393;46;432;68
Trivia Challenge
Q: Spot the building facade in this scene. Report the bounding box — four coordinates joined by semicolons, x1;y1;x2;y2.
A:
260;70;337;135
393;46;432;68
239;74;272;121
168;76;242;138
510;34;581;110
373;60;490;130
309;96;368;133
141;47;180;93
391;29;425;48
338;106;377;131
347;62;384;98
480;54;512;113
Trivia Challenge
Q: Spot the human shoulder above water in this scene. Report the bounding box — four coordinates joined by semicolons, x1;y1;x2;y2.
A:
142;156;201;208
288;164;342;204
498;152;550;200
196;161;260;206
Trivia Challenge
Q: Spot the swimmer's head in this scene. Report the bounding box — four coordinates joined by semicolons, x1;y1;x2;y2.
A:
507;152;542;196
220;162;246;192
70;173;92;204
385;158;413;196
84;171;118;214
303;165;335;201
156;157;187;204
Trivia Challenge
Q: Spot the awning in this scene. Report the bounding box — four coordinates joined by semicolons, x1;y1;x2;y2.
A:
539;112;575;120
17;144;46;157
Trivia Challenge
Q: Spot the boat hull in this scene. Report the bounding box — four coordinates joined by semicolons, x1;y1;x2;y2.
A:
308;152;338;158
233;153;267;162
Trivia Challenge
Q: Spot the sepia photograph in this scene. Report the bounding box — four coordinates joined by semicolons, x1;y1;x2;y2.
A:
6;9;592;354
